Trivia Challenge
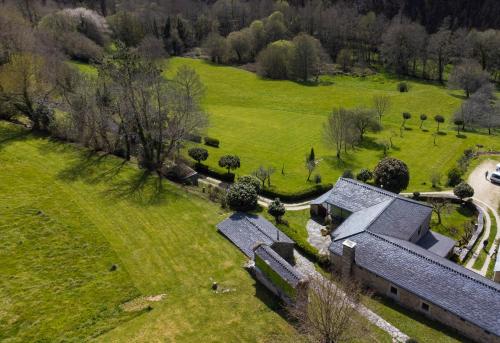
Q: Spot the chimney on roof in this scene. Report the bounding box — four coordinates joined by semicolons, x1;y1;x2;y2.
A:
342;240;357;279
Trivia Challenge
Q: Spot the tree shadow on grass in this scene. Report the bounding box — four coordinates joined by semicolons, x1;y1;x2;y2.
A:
0;125;32;151
105;169;167;206
57;151;126;185
449;93;468;100
456;134;467;139
437;131;447;136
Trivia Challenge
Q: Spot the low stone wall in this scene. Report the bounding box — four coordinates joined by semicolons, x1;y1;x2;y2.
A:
456;207;484;263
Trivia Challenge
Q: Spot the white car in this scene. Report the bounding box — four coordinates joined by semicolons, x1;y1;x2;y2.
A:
491;171;500;184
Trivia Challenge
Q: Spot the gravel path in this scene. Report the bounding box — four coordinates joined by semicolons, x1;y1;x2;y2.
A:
305;219;331;255
294;251;409;342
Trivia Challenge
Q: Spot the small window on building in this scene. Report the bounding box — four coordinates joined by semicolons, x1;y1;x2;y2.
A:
421;302;429;311
390;286;398;295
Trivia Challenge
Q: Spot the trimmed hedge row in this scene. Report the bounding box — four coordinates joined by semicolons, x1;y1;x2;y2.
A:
260;183;333;203
204;136;220;148
194;164;235;182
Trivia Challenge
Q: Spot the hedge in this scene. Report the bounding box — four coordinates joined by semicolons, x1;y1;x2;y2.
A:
260;183;333;203
186;133;202;143
194;164;235;182
204;136;220;148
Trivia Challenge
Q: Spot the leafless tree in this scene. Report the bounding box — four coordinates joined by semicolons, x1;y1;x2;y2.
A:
323;107;352;160
373;94;391;123
287;274;366;343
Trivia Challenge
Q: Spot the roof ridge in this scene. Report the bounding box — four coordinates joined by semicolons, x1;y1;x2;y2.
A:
244;216;279;242
366;231;500;293
256;244;303;281
339;178;431;208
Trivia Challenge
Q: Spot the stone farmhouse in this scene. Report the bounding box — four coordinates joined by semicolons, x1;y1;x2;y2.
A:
312;178;500;343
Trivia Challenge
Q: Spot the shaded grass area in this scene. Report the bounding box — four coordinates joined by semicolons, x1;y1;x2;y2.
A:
430;203;475;241
0;122;294;342
363;296;470;343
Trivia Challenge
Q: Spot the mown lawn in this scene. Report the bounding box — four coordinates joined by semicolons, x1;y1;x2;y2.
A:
0;122;294;342
430;203;476;241
163;58;500;194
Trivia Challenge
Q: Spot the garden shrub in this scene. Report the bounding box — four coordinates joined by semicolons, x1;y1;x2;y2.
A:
398;81;409;92
356;168;373;182
186;133;202;143
342;169;354;179
447;167;463;186
204;136;220;147
238;175;261;193
226;182;257;211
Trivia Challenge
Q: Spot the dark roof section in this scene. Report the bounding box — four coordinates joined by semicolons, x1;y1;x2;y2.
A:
417;230;456;257
254;244;304;288
217;212;293;258
366;198;432;241
311;178;430;213
330;232;500;336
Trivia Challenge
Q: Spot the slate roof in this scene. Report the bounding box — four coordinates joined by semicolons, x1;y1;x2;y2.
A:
311;178;395;212
331;200;391;241
417;230;456;257
367;197;432;241
254;244;304;288
330;231;500;336
315;178;432;241
217;213;293;258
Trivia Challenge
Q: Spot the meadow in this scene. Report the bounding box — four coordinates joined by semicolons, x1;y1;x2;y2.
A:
163;58;500;195
0;122;396;342
0;122;294;342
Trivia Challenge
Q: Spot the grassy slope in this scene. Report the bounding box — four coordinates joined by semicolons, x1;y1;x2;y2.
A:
0;122;294;342
164;58;500;194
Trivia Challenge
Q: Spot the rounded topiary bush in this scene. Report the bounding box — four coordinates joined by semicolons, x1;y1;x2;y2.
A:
238;175;261;193
373;157;410;194
226;182;258;211
453;182;474;201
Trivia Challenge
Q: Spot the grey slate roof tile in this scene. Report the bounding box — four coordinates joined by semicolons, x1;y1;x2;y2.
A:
417;230;456;257
366;198;432;241
217;212;293;258
254;244;304;288
330;232;500;336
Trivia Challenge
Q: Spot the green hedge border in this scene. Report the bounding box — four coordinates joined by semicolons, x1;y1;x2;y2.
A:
260;183;333;203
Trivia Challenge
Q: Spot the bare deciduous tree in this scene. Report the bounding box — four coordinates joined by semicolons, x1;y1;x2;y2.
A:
287;274;366;343
373;94;391;123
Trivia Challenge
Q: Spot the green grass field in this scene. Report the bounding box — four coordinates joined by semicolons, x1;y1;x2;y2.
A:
0;122;296;342
0;122;397;342
162;58;500;195
430;203;476;241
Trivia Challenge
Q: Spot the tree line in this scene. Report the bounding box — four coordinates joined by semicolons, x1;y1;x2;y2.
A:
4;0;500;83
